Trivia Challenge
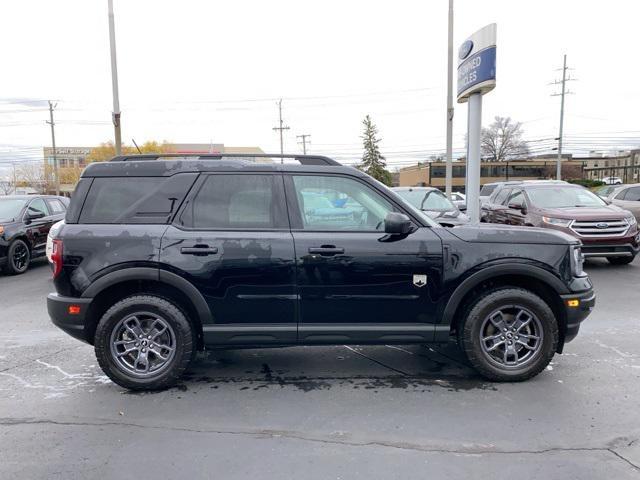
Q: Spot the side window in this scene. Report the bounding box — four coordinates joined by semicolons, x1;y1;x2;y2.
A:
47;199;66;214
27;198;49;217
480;184;496;196
292;175;393;231
615;189;628;200
507;190;525;208
623;187;640;201
179;174;287;229
493;188;511;205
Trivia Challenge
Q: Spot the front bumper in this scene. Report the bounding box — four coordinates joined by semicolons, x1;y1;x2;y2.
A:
560;288;596;345
581;240;640;259
47;293;93;344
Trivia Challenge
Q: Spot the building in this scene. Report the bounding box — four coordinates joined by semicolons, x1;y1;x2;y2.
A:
43;146;92;169
581;150;640;183
399;159;586;190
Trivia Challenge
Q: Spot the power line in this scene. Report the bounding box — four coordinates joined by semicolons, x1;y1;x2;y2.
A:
272;99;290;160
46;101;60;195
550;54;576;179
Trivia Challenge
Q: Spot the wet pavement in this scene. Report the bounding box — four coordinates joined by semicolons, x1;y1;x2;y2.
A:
1;257;639;479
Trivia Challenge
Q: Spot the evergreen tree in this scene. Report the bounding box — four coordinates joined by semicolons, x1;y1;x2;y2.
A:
358;115;392;186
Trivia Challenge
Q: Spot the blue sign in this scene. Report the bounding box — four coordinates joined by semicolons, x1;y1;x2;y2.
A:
459;40;474;60
457;46;496;98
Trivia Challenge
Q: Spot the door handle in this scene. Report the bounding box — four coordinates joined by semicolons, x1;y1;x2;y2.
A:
180;246;219;256
308;246;344;256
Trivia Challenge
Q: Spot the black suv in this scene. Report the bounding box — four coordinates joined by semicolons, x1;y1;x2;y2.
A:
47;154;595;390
0;195;68;274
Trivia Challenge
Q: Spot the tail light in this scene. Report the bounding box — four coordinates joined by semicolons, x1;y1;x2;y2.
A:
51;239;63;278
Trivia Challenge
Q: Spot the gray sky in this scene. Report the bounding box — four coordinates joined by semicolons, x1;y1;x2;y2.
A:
1;0;639;172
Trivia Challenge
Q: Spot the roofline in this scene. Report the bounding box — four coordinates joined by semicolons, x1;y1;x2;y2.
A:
109;153;341;166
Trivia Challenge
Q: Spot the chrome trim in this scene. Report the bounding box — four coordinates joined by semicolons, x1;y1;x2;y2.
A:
569;218;630;238
583;251;633;258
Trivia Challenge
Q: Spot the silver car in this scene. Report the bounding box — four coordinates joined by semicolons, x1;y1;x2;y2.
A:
392;187;469;227
607;183;640;223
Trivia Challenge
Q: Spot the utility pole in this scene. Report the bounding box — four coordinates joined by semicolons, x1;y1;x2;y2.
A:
46;101;59;196
272;99;290;162
108;0;122;155
297;134;311;154
550;54;574;180
445;0;454;198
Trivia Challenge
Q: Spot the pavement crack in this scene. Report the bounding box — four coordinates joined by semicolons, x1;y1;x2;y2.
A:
0;345;84;374
343;345;410;376
1;416;639;471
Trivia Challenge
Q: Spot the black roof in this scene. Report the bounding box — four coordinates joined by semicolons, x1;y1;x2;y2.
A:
82;153;363;178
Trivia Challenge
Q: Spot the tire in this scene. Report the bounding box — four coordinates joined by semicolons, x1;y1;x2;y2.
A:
607;255;635;265
4;239;30;275
458;287;558;382
94;295;195;390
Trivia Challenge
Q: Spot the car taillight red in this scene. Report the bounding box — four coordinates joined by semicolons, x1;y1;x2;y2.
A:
51;239;63;278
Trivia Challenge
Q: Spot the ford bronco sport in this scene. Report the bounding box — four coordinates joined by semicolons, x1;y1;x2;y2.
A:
47;154;595;390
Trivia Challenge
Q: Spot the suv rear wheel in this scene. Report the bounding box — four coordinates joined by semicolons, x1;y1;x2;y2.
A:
459;287;558;382
95;295;195;390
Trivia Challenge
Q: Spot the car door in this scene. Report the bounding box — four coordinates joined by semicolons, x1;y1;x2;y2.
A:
285;173;443;344
504;189;527;225
160;172;297;345
612;186;640;222
488;188;511;224
24;197;52;256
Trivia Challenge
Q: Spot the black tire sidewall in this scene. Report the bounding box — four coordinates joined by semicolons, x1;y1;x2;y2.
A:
95;295;194;390
6;239;30;275
461;288;558;382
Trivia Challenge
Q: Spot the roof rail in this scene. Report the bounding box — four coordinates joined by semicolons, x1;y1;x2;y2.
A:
109;153;341;166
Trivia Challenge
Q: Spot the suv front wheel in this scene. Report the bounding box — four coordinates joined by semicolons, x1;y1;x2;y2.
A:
95;295;195;390
459;287;558;382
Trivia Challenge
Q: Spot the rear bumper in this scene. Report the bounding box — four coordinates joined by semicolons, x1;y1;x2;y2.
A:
47;293;93;344
560;288;596;345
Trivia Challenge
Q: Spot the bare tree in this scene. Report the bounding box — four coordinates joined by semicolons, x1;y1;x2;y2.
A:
15;164;48;193
0;178;14;195
481;116;530;161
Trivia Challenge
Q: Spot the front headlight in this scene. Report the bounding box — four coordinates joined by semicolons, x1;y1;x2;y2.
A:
626;215;637;227
571;246;585;277
543;216;572;227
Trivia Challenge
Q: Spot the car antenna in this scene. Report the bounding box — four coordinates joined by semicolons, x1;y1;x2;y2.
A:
131;138;142;154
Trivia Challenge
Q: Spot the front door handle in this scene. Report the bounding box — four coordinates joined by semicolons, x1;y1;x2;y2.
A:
180;245;219;256
308;246;344;256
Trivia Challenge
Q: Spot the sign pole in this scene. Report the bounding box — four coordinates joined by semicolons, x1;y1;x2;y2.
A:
466;93;482;223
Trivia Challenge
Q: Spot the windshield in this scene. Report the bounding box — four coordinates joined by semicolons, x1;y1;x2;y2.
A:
396;189;455;211
527;187;606;208
0;198;27;220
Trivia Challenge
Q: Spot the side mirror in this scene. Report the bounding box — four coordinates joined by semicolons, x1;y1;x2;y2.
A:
458;203;467;211
604;198;612;205
26;211;46;221
508;203;527;215
384;212;412;235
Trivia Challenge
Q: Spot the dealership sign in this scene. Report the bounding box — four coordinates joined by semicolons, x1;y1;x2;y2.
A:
457;23;497;103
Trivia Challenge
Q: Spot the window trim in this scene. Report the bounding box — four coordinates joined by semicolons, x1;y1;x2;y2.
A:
283;172;423;233
173;172;290;232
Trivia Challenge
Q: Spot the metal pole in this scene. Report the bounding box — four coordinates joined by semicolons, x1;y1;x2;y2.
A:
48;101;59;196
272;99;290;163
466;93;482;223
108;0;122;155
297;134;310;154
445;0;454;198
556;54;567;180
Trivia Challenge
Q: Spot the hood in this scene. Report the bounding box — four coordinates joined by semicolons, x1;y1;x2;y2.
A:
448;223;578;245
537;204;630;220
0;217;17;225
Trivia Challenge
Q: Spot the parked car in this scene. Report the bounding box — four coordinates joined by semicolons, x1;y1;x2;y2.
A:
602;176;623;185
482;183;639;264
392;186;469;226
481;180;568;221
48;154;594;390
594;184;621;199
607;183;640;223
0;195;68;274
450;191;466;209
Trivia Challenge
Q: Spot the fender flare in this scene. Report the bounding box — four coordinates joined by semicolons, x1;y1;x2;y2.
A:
82;266;212;324
441;263;568;326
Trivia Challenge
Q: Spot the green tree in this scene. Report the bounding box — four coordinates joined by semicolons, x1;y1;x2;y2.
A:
358;115;392;186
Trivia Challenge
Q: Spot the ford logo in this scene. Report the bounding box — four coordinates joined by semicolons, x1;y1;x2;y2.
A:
459;40;474;60
595;222;609;229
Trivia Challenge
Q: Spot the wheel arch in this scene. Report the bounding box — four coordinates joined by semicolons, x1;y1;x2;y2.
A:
443;264;569;350
82;267;211;348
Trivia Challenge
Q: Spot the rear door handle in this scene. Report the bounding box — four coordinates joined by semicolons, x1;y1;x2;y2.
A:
180;246;219;256
308;246;344;256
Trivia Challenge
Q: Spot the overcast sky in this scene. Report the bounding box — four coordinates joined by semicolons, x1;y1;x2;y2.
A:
1;0;639;172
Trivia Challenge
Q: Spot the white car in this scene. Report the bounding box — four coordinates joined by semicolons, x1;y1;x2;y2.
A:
602;176;623;185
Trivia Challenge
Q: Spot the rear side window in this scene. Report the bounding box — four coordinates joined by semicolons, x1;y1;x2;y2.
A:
622;187;640;201
178;174;287;230
79;174;197;224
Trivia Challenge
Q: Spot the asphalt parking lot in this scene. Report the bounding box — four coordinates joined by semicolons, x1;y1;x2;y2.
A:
1;258;639;479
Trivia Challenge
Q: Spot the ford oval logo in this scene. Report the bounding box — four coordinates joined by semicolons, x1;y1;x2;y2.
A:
595;222;609;229
459;40;474;60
